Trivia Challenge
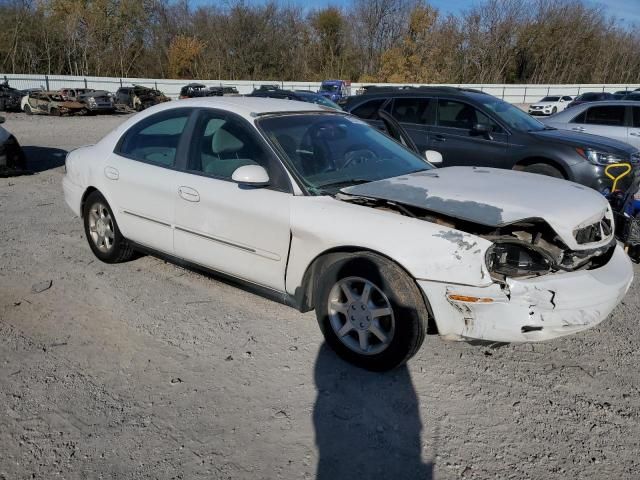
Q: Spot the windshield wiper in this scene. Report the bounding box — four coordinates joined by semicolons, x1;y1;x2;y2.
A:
317;178;372;190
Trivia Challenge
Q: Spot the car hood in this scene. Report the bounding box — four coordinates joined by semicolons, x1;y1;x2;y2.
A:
530;128;636;155
341;167;611;251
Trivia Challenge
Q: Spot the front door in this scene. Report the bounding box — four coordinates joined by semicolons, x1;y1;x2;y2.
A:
172;109;292;291
429;98;510;168
572;105;629;145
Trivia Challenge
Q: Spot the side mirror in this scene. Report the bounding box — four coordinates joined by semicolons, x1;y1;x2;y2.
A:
0;116;4;124
472;123;493;139
424;150;442;164
231;165;270;187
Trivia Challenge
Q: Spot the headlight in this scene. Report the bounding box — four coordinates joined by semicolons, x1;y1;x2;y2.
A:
576;147;627;166
485;241;552;278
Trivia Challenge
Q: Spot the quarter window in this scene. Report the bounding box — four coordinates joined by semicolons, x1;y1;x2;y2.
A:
117;109;190;167
584;106;626;126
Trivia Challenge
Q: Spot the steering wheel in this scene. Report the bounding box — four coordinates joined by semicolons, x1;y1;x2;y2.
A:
342;144;380;169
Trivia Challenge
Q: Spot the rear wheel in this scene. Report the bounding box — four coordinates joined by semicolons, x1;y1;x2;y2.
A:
83;191;134;263
314;252;428;371
50;108;60;117
521;163;564;179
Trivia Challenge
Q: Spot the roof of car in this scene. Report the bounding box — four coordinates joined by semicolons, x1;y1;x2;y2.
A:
343;86;488;106
149;96;328;119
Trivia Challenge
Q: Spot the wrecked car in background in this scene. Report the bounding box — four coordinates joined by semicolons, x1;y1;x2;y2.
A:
60;88;115;113
0;81;23;112
21;91;85;116
0;116;27;176
62;98;633;372
114;85;170;111
179;83;219;98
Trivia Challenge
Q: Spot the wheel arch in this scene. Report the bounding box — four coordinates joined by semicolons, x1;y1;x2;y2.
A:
513;156;569;179
291;246;438;334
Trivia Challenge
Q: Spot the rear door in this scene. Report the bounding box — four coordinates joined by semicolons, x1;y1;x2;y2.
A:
429;98;510;168
387;97;433;155
571;105;628;144
105;108;195;254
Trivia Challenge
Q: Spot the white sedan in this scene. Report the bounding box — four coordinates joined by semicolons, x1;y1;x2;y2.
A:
63;97;633;371
528;95;573;116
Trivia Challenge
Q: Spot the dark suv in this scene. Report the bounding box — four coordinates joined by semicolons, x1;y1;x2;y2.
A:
344;87;640;194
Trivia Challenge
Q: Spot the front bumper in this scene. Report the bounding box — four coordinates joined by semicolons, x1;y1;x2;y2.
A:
419;244;633;343
528;109;552;116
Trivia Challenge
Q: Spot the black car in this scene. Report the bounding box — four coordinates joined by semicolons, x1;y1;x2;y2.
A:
0;82;23;112
248;87;342;110
179;83;222;98
114;85;170;111
343;86;640;194
621;93;640;101
566;92;615;109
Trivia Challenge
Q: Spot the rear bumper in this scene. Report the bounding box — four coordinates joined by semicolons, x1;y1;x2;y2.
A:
419;244;633;343
62;174;83;217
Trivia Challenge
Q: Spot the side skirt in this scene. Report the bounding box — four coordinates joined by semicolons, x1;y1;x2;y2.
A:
128;241;306;312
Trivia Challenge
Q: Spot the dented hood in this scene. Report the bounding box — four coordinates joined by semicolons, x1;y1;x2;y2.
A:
341;167;611;250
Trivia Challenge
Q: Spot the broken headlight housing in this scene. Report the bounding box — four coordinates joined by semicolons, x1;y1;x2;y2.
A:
485;241;553;278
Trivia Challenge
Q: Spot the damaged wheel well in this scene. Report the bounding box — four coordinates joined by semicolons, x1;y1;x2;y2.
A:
293;247;439;334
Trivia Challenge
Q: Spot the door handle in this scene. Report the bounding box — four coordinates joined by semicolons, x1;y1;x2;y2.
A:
178;186;200;202
104;166;119;180
571;127;585;132
433;134;446;142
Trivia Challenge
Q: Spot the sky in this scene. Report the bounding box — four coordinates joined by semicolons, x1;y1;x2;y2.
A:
192;0;640;26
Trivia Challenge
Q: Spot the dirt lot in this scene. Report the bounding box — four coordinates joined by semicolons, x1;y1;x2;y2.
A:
1;111;639;479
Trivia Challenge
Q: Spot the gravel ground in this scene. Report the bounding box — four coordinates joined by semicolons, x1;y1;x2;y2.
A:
1;111;639;479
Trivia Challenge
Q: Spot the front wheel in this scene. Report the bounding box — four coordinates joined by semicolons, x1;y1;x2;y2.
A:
83;191;134;263
521;163;564;179
24;104;32;115
314;253;428;371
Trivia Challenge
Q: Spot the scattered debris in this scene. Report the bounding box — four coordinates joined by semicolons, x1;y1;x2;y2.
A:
170;377;183;384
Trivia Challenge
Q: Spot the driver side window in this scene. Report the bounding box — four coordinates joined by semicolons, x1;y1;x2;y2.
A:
437;99;501;132
186;110;291;192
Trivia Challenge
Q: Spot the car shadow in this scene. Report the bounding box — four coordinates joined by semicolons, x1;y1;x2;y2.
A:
313;344;434;479
22;146;67;173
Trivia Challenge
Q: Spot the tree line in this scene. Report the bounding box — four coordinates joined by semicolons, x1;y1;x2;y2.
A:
1;0;639;84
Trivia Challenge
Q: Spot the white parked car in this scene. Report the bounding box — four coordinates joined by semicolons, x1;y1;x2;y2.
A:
528;95;573;116
542;101;640;149
63;97;633;371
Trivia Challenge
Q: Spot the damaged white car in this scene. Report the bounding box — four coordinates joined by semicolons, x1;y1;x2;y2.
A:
63;98;633;371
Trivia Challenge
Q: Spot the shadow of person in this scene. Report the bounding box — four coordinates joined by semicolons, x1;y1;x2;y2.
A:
313;344;433;480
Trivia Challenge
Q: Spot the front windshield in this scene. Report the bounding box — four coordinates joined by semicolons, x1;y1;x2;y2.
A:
541;96;559;102
298;93;342;110
473;94;546;132
258;113;432;194
320;83;339;92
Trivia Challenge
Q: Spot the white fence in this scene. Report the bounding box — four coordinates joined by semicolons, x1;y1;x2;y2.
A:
2;73;640;103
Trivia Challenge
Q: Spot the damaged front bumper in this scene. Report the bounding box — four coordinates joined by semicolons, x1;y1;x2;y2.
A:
419;244;633;343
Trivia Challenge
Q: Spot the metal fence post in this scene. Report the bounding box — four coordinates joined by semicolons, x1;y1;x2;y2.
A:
84;78;88;88
523;86;527;103
45;75;49;91
502;85;505;100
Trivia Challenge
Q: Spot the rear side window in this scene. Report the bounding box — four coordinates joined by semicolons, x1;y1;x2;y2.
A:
562;96;572;101
117;109;191;167
351;99;387;120
633;107;640;128
584;106;626;127
391;97;432;125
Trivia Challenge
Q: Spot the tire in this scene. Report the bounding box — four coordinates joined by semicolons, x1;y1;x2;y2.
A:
314;252;428;371
521;163;564;179
50;108;60;117
83;191;134;263
0;98;5;111
551;107;557;114
24;104;32;115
